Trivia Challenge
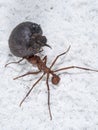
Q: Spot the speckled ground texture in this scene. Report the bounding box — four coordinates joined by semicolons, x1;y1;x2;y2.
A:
0;0;98;130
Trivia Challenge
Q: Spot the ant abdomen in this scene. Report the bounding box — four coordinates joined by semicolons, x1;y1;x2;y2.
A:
51;74;60;85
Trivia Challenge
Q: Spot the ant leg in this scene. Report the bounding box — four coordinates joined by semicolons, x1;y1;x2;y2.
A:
19;73;45;106
54;66;98;73
46;73;52;120
5;58;24;67
43;56;47;65
50;46;71;69
13;71;41;80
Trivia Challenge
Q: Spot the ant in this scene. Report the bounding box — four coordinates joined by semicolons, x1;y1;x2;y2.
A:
5;46;98;120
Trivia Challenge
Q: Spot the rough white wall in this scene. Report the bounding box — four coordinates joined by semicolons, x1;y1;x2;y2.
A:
0;0;98;130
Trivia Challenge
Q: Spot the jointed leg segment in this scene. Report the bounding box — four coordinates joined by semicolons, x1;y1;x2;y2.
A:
42;56;47;65
13;71;41;80
19;73;45;106
46;73;52;120
5;58;24;67
54;66;98;73
50;46;71;69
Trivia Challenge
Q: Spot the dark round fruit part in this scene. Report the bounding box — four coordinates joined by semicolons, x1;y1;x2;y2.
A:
52;75;60;85
9;22;50;58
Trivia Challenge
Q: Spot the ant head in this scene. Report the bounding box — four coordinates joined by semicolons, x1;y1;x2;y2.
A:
32;34;51;48
51;74;60;85
36;35;47;45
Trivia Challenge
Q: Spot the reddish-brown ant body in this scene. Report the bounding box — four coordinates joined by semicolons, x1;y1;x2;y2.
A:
6;46;98;120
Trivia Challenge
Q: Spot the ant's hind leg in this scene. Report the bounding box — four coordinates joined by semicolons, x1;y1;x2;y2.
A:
54;66;98;73
5;58;24;67
13;70;41;80
19;73;45;106
46;73;52;120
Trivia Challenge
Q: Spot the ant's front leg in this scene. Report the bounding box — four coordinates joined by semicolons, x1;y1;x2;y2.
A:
50;46;71;69
42;56;47;65
5;58;24;67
